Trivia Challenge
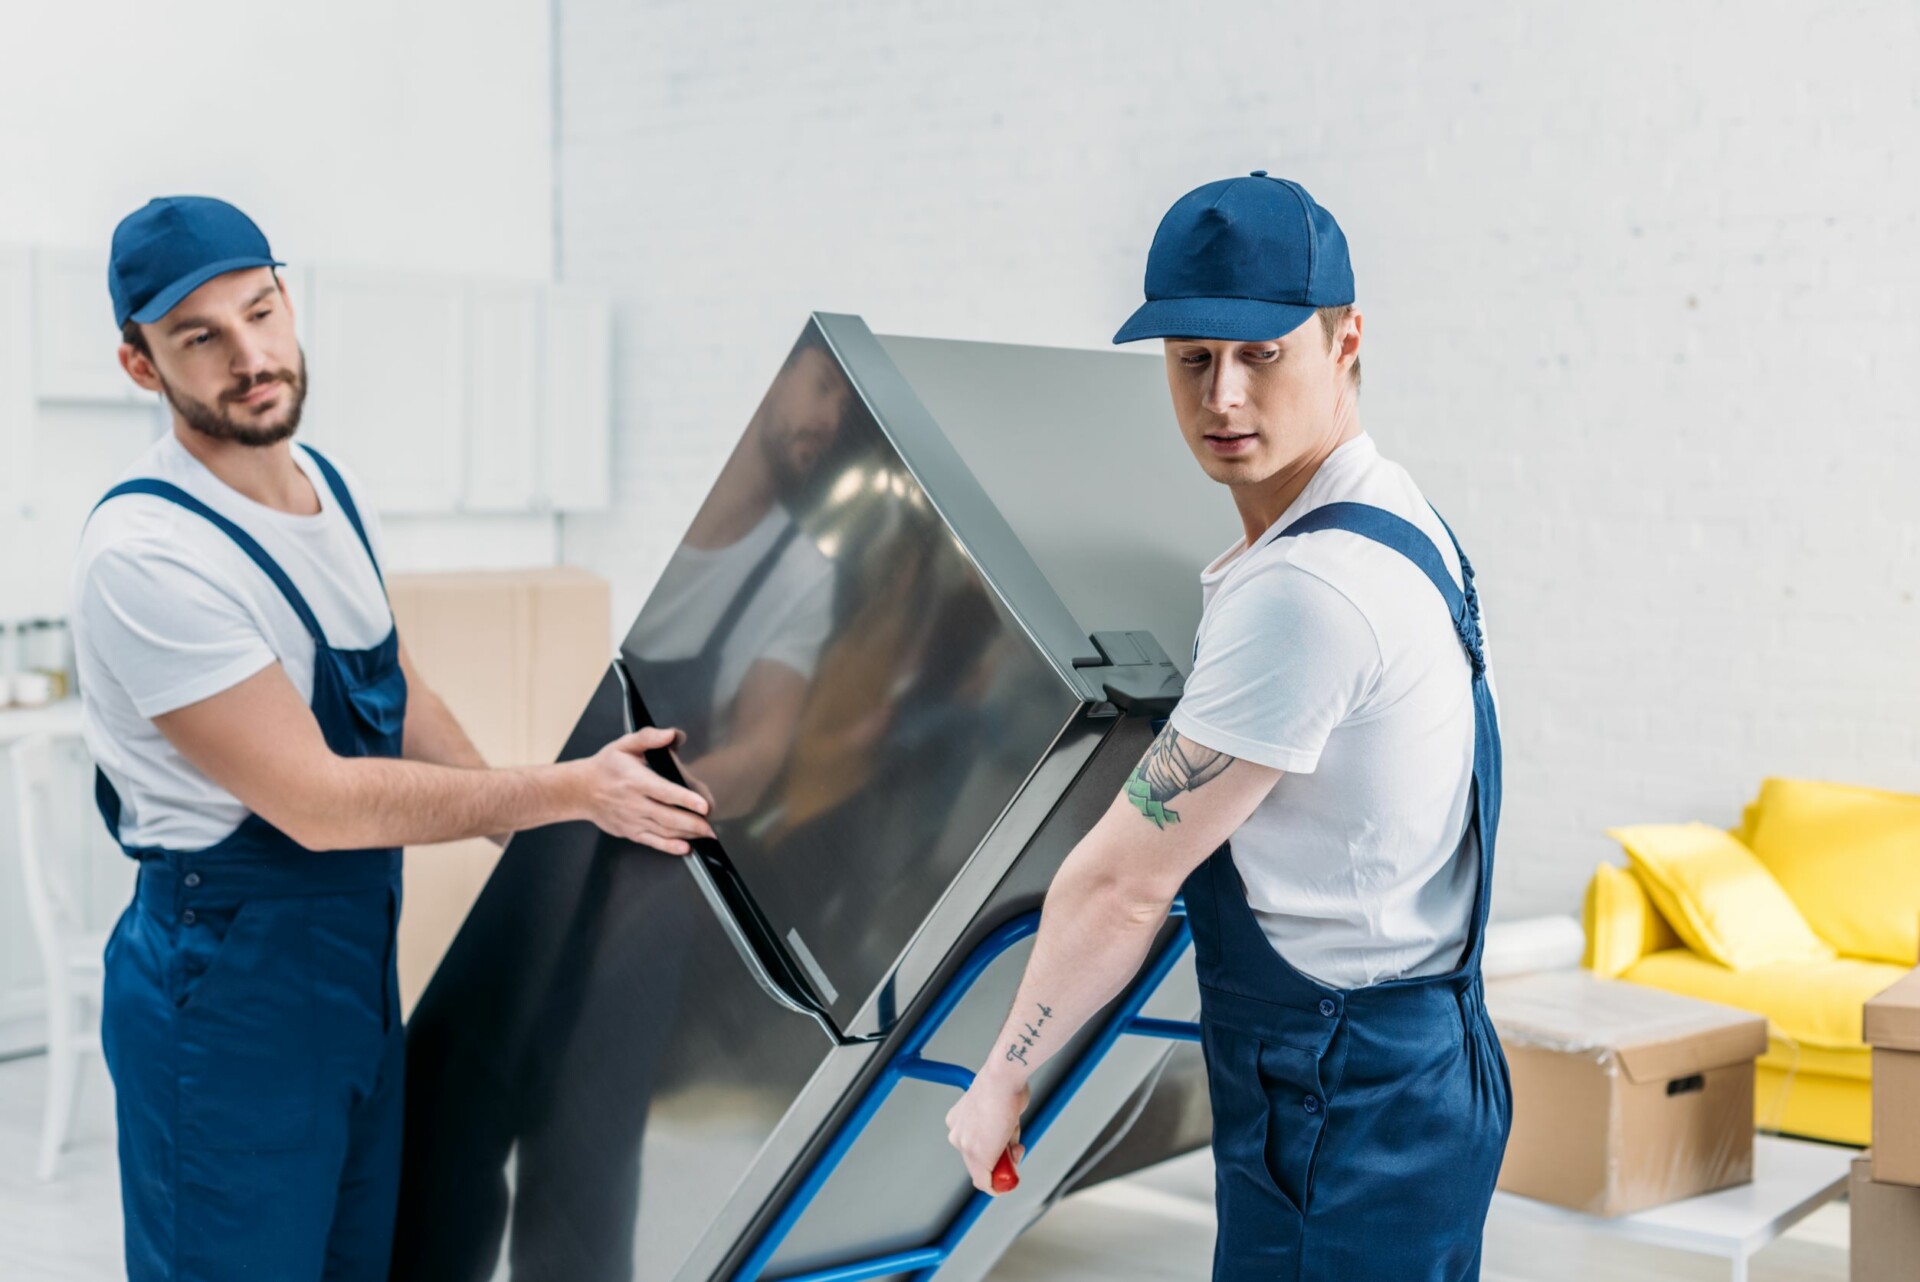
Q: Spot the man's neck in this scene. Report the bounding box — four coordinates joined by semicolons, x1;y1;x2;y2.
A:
1229;414;1364;548
172;424;320;515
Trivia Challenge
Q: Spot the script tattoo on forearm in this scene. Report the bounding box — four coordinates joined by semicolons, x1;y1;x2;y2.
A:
1124;725;1231;829
1004;1002;1055;1067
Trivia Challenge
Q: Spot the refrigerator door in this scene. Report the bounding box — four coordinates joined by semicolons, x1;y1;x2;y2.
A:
619;317;1082;1037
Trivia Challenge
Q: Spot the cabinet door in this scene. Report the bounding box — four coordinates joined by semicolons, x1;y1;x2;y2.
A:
539;286;611;511
33;250;142;404
0;247;30;503
463;284;541;512
304;268;466;513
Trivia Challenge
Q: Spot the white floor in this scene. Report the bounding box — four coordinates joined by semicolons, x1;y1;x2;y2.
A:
0;1051;1851;1281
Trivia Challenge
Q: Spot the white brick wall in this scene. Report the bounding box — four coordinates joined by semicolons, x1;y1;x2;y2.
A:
554;1;1920;918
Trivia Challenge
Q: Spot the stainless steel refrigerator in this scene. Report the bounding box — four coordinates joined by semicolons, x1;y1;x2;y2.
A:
392;314;1238;1282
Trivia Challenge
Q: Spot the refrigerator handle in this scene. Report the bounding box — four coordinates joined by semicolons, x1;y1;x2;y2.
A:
607;659;856;1045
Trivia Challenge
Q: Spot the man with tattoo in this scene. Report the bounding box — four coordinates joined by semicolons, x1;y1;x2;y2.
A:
946;173;1510;1280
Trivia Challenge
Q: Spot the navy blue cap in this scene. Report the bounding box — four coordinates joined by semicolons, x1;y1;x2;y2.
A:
1113;172;1354;344
108;196;283;329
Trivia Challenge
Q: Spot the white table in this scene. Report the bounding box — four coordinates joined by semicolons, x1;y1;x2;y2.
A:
1491;1134;1855;1282
0;698;83;745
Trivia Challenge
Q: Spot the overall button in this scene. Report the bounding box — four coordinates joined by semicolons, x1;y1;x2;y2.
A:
1318;998;1337;1018
1303;1095;1321;1116
181;909;197;926
183;872;202;888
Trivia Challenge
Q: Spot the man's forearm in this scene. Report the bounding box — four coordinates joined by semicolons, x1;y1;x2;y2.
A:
402;679;489;771
975;852;1173;1092
290;756;588;851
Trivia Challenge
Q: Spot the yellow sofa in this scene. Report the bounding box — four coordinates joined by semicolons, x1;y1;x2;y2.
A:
1581;778;1920;1147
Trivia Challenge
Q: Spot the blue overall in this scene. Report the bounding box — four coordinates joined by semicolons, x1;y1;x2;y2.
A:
1182;502;1512;1282
94;446;409;1282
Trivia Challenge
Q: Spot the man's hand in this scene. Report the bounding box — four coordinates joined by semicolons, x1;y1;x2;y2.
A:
152;664;720;852
945;1070;1029;1195
579;728;715;856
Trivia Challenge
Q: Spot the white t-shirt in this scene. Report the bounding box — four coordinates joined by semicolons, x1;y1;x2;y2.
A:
627;507;836;721
1169;434;1485;990
70;434;393;852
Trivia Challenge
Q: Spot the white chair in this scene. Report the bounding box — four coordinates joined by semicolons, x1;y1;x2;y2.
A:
11;733;110;1182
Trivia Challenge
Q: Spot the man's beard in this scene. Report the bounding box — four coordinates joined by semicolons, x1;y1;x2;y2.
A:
758;419;836;501
161;351;309;447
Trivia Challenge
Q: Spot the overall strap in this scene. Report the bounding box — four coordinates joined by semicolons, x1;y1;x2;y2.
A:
700;518;802;665
94;480;325;642
1275;501;1486;678
300;445;384;588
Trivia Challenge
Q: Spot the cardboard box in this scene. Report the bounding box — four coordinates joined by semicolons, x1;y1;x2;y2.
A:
388;567;611;1014
1851;1154;1920;1282
1486;970;1769;1217
1865;965;1920;1187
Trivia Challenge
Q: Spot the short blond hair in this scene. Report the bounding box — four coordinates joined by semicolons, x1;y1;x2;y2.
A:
1317;305;1360;391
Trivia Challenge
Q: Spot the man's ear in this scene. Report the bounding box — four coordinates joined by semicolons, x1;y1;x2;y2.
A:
1339;307;1364;371
118;340;164;395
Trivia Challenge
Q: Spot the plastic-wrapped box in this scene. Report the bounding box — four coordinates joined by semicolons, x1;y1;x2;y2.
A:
1485;969;1768;1216
1865;964;1920;1187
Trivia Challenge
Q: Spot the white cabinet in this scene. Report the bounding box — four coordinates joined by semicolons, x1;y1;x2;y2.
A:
540;286;612;511
33;249;143;404
305;272;610;515
304;268;468;514
17;253;612;519
463;284;541;512
0;247;31;504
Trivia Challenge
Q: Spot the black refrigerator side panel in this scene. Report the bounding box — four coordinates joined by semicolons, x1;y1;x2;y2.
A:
394;669;839;1282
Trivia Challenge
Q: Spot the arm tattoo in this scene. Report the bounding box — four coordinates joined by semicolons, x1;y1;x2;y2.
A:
1124;725;1232;829
1004;1002;1054;1066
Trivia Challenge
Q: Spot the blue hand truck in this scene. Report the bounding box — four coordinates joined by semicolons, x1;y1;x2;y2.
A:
732;902;1202;1282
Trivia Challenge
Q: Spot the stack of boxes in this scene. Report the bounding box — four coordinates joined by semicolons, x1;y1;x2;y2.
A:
1853;963;1920;1281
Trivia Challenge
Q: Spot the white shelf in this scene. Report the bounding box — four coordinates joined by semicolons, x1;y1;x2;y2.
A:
1491;1133;1856;1281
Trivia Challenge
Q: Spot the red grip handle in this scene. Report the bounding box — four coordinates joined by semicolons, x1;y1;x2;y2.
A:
991;1147;1019;1194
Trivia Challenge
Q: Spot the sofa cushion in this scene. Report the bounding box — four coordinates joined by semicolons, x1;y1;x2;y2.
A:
1609;823;1835;970
1744;777;1920;966
1582;861;1681;978
1623;947;1908;1051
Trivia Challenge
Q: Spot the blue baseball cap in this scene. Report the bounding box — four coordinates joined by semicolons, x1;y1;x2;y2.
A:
1113;172;1354;344
108;196;283;329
